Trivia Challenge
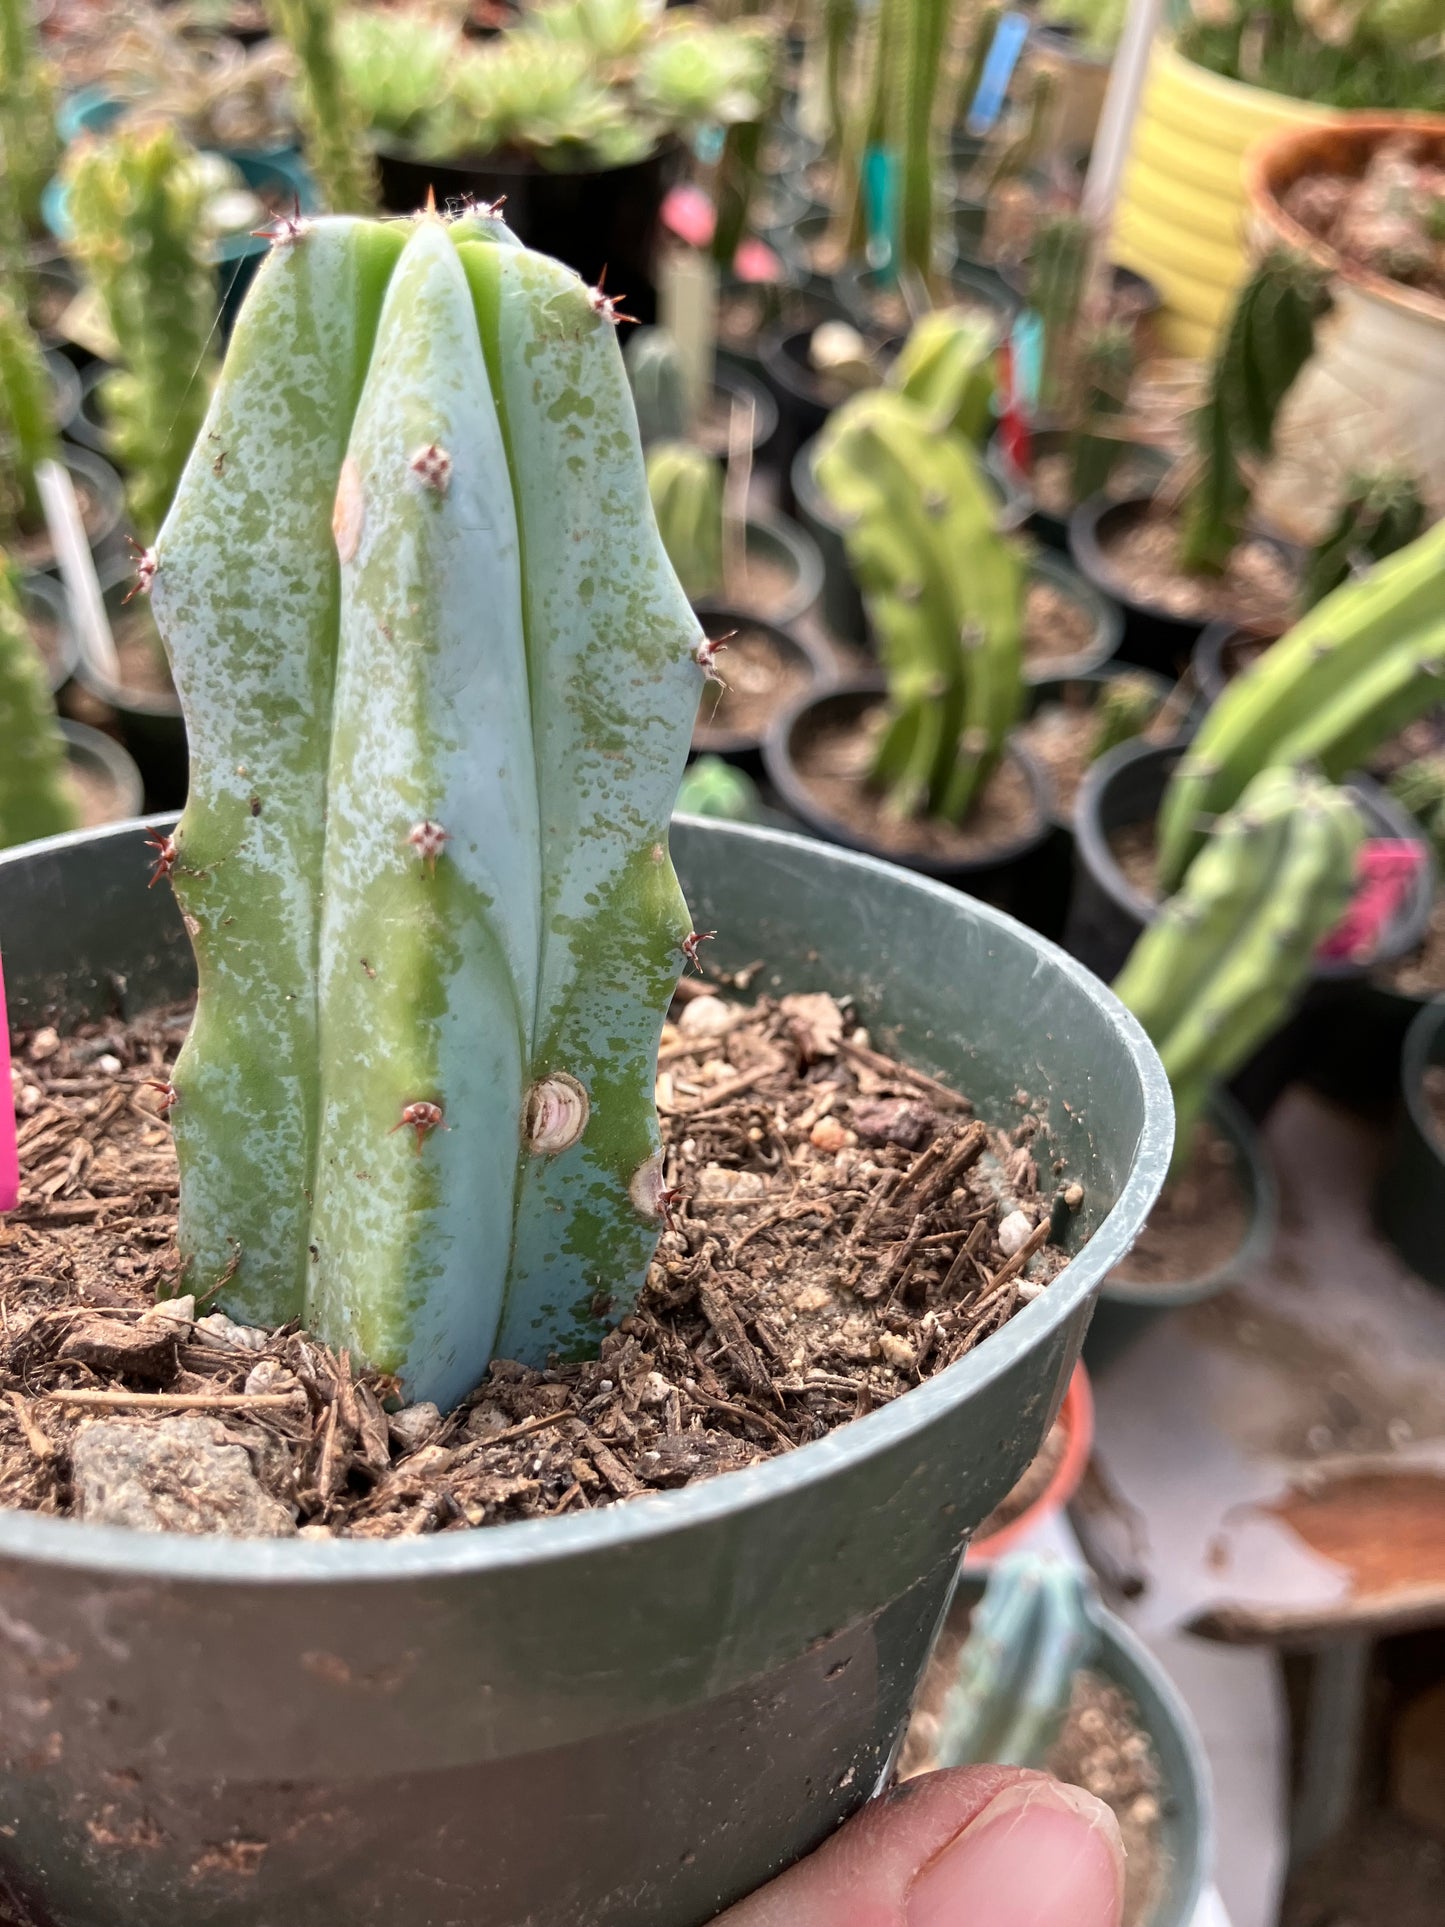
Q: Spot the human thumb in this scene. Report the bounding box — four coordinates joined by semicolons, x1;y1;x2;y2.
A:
713;1765;1126;1927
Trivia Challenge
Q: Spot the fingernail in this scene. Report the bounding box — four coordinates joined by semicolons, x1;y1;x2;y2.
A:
905;1779;1126;1927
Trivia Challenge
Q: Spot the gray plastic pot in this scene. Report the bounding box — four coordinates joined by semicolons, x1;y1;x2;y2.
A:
1084;1088;1276;1374
0;815;1170;1927
1375;998;1445;1289
17;571;79;695
948;1569;1213;1927
55;719;145;827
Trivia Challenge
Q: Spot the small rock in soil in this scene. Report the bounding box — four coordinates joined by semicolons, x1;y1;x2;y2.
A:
71;1417;298;1537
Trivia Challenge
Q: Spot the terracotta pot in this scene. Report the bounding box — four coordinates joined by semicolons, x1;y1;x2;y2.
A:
968;1362;1094;1560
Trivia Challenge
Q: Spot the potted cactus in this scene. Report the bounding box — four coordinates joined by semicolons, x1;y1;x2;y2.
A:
0;203;1171;1927
645;435;823;624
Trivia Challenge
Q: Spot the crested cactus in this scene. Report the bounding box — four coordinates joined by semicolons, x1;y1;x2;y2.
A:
0;559;78;848
1180;248;1332;576
149;208;703;1409
886;305;997;443
815;389;1024;823
0;291;58;535
646;439;724;602
1157;517;1445;891
0;0;58;236
625;327;690;447
1089;672;1163;763
265;0;378;214
675;754;764;822
934;1556;1099;1771
65;125;217;545
1302;468;1428;610
1116;767;1362;1161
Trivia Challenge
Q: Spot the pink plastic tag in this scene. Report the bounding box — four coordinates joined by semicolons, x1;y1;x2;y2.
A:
662;184;715;249
1317;838;1426;963
0;951;18;1212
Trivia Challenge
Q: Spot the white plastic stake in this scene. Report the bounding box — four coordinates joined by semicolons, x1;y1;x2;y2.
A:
1079;0;1168;238
659;247;718;430
37;457;121;684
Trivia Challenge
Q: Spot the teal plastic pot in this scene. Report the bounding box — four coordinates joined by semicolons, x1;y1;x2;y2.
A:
1085;1088;1276;1373
0;816;1170;1927
946;1570;1213;1927
1375;999;1445;1288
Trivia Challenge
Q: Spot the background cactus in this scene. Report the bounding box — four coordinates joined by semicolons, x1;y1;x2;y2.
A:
1089;671;1164;763
1067;320;1135;507
0;0;58;236
65;124;217;546
886;305;997;442
647;439;724;601
896;0;951;284
151;208;702;1410
0;293;58;538
675;754;764;822
0;559;78;849
1157;518;1445;890
1028;209;1091;417
1301;468;1429;610
1116;767;1362;1161
625;327;690;447
1180;248;1333;576
934;1556;1099;1770
1388;756;1445;863
815;388;1024;823
265;0;378;213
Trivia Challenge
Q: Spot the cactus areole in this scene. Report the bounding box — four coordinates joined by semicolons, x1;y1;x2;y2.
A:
150;210;703;1409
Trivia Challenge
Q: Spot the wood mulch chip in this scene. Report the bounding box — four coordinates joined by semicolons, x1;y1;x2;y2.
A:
2;986;1076;1539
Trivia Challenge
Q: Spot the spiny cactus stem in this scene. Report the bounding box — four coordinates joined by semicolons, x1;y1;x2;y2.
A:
586;267;637;328
390;1102;448;1153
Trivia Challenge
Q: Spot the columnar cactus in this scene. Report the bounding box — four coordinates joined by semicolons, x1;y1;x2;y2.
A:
0;560;77;849
150;208;703;1409
1302;467;1427;609
0;0;58;235
0;293;58;534
265;0;378;214
887;305;997;443
1179;248;1332;576
646;439;724;602
1028;210;1090;415
1157;517;1445;890
1067;320;1134;506
1089;671;1163;763
65;125;217;544
814;389;1024;823
896;0;951;283
625;327;690;447
675;755;764;822
1116;767;1362;1161
934;1556;1099;1771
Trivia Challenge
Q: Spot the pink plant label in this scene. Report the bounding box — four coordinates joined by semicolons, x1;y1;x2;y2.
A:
1317;838;1426;964
0;952;17;1211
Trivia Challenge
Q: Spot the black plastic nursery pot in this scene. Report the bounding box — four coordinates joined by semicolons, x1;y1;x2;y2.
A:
18;572;79;696
63;360;112;460
44;347;81;440
0;816;1170;1927
1064;739;1436;1121
1025;548;1121;684
56;718;145;826
758;312;882;497
373;141;678;325
986;427;1172;556
1084;1089;1277;1375
705;511;824;628
947;1570;1212;1927
1069;493;1296;678
690;607;834;772
69;556;187;814
1375;998;1445;1289
763;682;1057;919
834;258;1017;341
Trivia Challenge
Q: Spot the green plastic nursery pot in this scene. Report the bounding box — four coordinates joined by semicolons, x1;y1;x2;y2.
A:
0;816;1170;1927
1375;999;1445;1289
949;1570;1213;1927
1084;1088;1276;1374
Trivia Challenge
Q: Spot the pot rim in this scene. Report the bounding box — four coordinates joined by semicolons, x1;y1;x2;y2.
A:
1025;548;1122;683
689;605;834;755
57;717;146;821
763;679;1056;878
1068;491;1298;637
968;1361;1095;1559
693;510;826;630
1399;997;1445;1166
1244;114;1445;331
0;812;1171;1582
19;569;80;695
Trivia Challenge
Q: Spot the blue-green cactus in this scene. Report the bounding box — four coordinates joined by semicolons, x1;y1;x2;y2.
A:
935;1556;1099;1770
150;208;704;1409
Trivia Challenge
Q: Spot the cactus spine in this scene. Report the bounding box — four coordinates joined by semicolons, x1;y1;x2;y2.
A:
934;1556;1099;1771
625;327;690;447
1180;249;1331;576
1116;767;1361;1162
265;0;378;214
65;126;217;545
887;305;997;443
1157;518;1445;891
646;440;724;602
815;389;1024;823
1302;468;1428;610
151;209;702;1408
0;560;78;848
0;0;57;236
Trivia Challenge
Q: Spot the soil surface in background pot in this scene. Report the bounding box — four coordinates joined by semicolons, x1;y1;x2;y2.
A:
793;702;1041;863
1108;1122;1249;1289
64;759;123;829
112;601;176;700
10;481;107;572
900;1605;1167;1927
0;986;1080;1539
727;552;801;623
1379;888;1445;997
1022;692;1179;820
1023;577;1095;672
1281;139;1445;301
1032;449;1170;521
694;624;809;745
1099;507;1295;628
